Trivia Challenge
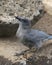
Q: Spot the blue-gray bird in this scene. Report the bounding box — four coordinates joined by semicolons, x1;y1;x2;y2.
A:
15;16;52;49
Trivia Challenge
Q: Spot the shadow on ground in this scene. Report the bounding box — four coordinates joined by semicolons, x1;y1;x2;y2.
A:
27;56;52;65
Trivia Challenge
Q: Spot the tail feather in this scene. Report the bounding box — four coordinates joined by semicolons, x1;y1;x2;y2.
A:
44;35;52;41
48;36;52;40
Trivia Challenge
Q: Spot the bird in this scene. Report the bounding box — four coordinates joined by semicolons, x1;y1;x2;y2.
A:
15;16;52;55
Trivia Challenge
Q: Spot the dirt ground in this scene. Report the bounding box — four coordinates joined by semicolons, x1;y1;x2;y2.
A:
0;37;28;62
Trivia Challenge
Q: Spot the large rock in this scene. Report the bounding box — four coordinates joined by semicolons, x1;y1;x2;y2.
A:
0;0;44;20
33;13;52;34
42;0;52;15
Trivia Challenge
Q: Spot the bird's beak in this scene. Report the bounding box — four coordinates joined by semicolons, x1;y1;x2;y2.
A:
15;16;21;23
15;16;18;19
15;16;22;21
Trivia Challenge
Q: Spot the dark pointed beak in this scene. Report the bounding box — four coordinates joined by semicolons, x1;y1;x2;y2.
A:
15;16;19;19
15;16;22;22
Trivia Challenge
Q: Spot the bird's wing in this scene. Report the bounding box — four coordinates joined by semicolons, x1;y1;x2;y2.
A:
25;29;49;42
24;29;50;48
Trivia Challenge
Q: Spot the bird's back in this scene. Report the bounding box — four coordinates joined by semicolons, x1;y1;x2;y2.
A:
24;29;49;41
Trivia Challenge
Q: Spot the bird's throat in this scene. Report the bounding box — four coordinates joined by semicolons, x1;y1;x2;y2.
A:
16;24;31;39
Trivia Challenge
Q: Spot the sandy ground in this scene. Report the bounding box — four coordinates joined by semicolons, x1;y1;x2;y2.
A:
0;37;28;62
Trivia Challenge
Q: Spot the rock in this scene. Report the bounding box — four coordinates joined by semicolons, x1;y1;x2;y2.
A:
42;0;52;15
32;13;52;34
0;0;44;20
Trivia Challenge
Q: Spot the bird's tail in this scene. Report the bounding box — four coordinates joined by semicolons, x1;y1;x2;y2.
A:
47;36;52;40
44;35;52;41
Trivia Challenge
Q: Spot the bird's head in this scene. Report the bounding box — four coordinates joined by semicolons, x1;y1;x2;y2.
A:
15;16;31;29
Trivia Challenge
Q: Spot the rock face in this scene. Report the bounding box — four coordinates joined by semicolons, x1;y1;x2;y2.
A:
42;0;52;15
0;0;43;19
33;13;52;34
